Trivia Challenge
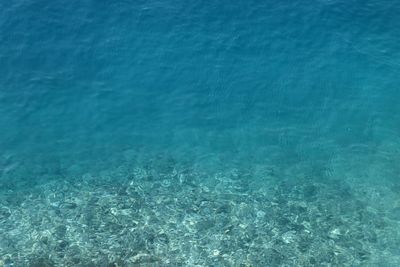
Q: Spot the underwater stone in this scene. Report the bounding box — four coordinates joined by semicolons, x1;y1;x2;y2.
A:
309;257;317;265
56;240;69;251
0;207;11;220
303;185;318;200
155;232;170;245
328;228;341;239
216;203;231;214
71;258;80;264
365;230;378;243
265;249;284;266
40;236;49;245
54;225;67;238
1;164;398;266
282;230;297;244
129;253;158;264
256;210;266;218
29;257;55;267
197;218;215;231
61;202;78;209
297;236;312;252
357;250;370;261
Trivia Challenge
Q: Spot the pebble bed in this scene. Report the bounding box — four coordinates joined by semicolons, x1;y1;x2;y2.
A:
1;158;400;266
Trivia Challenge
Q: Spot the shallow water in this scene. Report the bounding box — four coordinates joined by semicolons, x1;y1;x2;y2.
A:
1;0;400;266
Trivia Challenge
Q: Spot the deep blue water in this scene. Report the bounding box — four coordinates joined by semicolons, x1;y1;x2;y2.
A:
1;0;400;182
1;0;400;264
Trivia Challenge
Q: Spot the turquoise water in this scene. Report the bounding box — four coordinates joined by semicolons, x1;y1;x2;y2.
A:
1;0;400;266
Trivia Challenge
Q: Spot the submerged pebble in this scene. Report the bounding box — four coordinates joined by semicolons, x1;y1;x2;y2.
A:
0;165;398;266
0;207;11;220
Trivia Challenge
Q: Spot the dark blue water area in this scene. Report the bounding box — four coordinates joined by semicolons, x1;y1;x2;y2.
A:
1;0;400;176
1;0;400;265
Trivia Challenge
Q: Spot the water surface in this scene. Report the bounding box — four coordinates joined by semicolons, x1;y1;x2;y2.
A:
1;0;400;265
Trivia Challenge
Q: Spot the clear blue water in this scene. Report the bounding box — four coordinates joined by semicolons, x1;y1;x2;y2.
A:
1;0;400;265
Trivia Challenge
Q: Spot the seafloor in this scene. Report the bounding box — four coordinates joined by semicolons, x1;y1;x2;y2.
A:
1;153;400;267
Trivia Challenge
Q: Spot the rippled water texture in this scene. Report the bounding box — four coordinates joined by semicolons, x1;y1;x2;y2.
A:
1;0;400;266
